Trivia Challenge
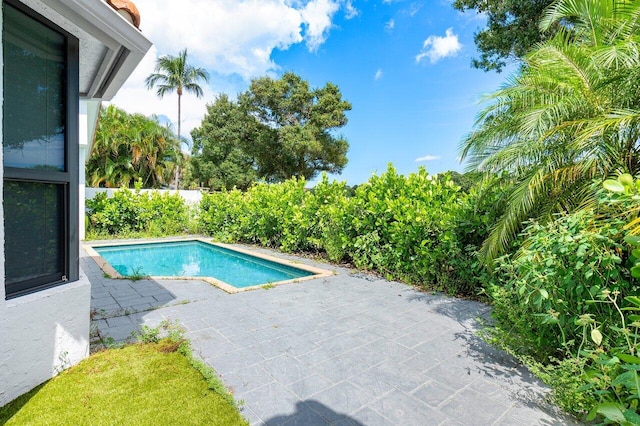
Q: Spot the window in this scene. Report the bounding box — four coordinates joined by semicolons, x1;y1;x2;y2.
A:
3;0;79;299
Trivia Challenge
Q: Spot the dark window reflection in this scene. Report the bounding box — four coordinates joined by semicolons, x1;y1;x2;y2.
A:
4;181;65;288
3;4;66;171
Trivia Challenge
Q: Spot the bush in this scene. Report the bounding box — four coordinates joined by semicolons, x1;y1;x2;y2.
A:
198;165;492;296
488;210;631;360
86;186;192;238
484;174;640;423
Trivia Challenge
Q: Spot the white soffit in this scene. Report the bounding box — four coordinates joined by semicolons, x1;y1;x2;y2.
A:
19;0;152;100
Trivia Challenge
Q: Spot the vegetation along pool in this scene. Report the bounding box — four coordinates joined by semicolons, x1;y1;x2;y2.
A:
89;240;329;292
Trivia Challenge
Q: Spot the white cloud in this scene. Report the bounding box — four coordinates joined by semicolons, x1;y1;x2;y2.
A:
299;0;341;52
415;155;441;162
415;28;461;64
385;18;395;32
344;0;359;19
133;0;343;78
374;68;383;80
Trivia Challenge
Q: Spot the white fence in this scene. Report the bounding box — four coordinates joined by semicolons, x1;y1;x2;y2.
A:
85;187;203;204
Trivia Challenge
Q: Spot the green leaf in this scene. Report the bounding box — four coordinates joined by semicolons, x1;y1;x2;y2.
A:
619;173;634;187
539;288;549;299
591;328;603;346
623;410;640;426
624;296;640;308
617;354;640;364
596;402;627;423
624;235;640;246
631;265;640;279
603;179;626;193
611;370;637;387
586;405;598;421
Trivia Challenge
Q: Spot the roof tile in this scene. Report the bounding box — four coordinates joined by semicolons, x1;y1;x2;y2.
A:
105;0;141;29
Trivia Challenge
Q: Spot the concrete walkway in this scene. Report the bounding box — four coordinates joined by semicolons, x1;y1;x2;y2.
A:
84;243;579;426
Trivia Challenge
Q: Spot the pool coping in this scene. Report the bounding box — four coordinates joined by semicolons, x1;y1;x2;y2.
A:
83;238;335;294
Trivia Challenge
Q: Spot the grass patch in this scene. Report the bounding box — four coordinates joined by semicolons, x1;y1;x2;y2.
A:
0;339;247;425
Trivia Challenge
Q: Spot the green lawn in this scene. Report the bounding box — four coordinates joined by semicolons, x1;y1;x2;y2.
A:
0;341;248;425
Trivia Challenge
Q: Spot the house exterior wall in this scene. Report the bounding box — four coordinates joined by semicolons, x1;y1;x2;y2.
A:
0;4;88;406
0;280;91;405
1;0;151;406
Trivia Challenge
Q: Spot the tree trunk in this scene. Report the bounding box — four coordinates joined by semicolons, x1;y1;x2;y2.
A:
176;92;181;191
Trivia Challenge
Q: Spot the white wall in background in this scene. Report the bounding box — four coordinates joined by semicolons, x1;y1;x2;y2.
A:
85;187;204;205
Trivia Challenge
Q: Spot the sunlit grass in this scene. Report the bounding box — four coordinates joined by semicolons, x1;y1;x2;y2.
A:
0;341;247;425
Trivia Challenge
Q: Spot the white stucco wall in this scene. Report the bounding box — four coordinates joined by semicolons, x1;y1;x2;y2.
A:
0;279;91;406
0;9;90;407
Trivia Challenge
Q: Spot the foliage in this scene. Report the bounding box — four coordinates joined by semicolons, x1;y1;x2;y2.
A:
241;72;351;181
486;173;640;422
145;48;209;189
580;293;640;425
87;105;181;188
0;337;247;425
86;185;193;238
523;355;598;418
578;173;640;424
488;210;631;360
200;166;494;297
602;173;640;237
452;0;556;72
188;72;350;188
187;94;259;190
459;0;640;261
346;166;462;290
447;170;484;193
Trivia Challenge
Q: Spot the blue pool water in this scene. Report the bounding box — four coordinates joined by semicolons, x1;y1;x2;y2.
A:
94;241;314;288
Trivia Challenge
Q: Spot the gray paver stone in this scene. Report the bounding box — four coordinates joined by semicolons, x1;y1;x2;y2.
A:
83;243;579;426
370;390;447;425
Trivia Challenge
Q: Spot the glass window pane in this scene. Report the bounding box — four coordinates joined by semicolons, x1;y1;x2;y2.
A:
4;181;65;289
3;4;66;171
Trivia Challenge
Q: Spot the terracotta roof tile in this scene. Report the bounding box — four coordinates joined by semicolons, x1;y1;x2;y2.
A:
106;0;141;29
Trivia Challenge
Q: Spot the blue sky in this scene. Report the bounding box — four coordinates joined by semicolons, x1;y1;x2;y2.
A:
112;0;511;185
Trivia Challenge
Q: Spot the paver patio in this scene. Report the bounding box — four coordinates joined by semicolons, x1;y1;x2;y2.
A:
84;241;580;425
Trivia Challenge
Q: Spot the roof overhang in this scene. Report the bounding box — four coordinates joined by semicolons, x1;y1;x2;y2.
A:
19;0;152;100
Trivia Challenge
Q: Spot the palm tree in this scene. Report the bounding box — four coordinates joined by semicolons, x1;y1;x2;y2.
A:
87;105;181;188
459;0;640;261
145;48;209;189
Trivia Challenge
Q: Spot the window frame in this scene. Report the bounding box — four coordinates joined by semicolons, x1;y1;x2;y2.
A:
3;0;79;299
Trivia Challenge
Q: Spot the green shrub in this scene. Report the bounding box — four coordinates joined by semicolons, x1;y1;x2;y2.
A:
347;165;461;288
488;210;631;360
198;165;492;296
199;188;246;241
86;186;192;238
579;293;640;425
309;175;355;261
485;173;640;423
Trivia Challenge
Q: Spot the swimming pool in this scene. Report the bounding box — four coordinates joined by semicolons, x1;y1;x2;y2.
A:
85;239;332;293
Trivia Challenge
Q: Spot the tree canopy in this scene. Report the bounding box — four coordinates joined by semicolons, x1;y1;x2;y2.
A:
459;0;640;260
87;105;181;188
188;72;351;190
187;94;259;190
453;0;556;72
